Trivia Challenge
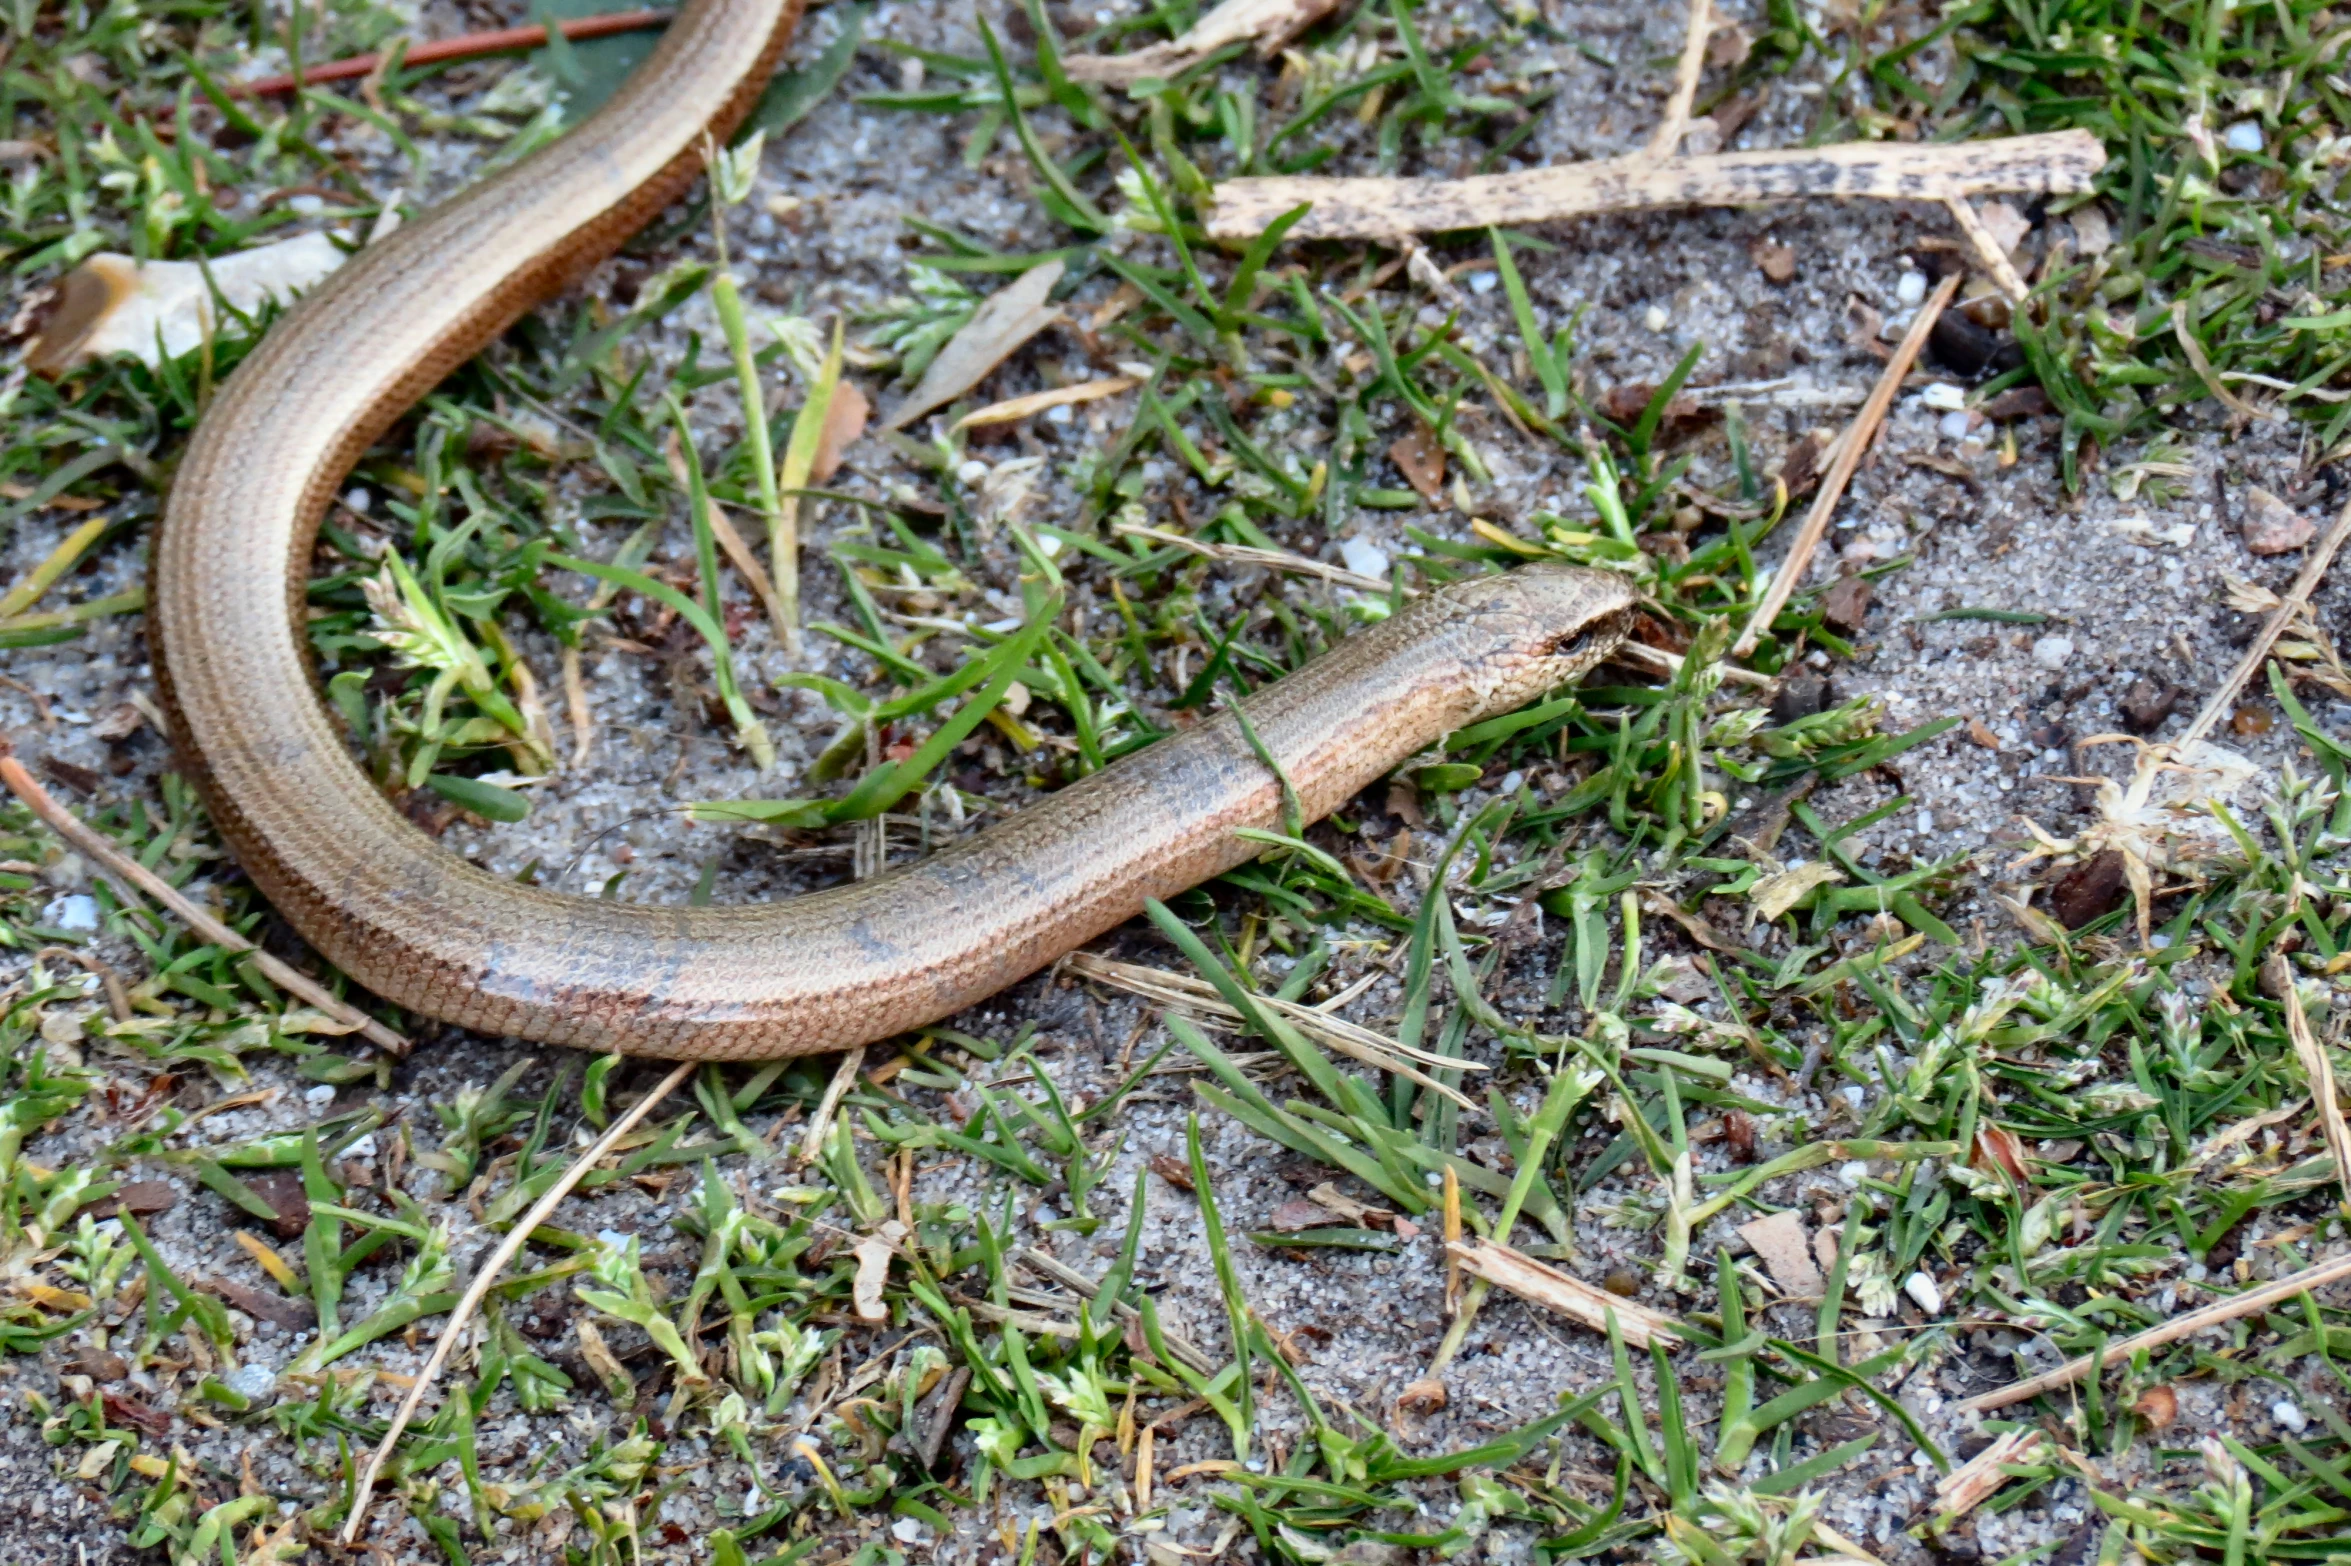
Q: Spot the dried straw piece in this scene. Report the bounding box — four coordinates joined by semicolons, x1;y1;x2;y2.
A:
1731;272;1957;659
1955;1249;2351;1413
0;741;410;1055
1944;197;2030;302
954;377;1137;431
1933;1428;2046;1518
1061;949;1484;1108
1205;131;2104;240
2268;953;2351;1202
339;1060;694;1543
2176;496;2351;748
1063;0;1340;85
1445;1237;1683;1347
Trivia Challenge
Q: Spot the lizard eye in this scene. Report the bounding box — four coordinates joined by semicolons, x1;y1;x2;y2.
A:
1551;627;1599;659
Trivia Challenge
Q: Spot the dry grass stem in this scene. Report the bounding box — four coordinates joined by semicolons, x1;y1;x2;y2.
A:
1943;197;2030;302
1445;1237;1683;1347
339;1059;695;1544
0;742;410;1055
2177;496;2351;746
234;10;670;96
2269;953;2351;1202
800;1043;868;1163
1644;0;1712;163
953;377;1137;430
1060;949;1485;1107
1732;272;1958;659
1206;131;2103;240
1955;1250;2351;1413
1064;0;1339;84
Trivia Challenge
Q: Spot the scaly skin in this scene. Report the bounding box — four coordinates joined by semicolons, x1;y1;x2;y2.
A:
151;0;1637;1059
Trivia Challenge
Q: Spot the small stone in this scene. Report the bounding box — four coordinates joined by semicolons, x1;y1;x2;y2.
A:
1602;1268;1644;1298
1895;269;1927;306
1921;382;1968;411
1837;1160;1870;1185
2030;634;2075;669
2274;1399;2309;1433
1903;1270;1943;1314
1339;536;1391;581
1939;410;1973;441
2050;849;2129;929
43;894;98;932
2120;679;2178;734
2241;486;2315;555
1466;270;1498;295
223;1363;278;1404
2223;121;2265;153
1643;303;1670;332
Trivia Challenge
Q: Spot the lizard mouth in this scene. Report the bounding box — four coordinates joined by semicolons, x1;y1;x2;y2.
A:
1550;607;1636;664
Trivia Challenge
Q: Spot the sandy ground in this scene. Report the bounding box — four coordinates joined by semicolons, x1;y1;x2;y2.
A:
1;1;2342;1562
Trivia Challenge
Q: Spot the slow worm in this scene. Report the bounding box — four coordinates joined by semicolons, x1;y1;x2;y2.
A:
152;0;1638;1060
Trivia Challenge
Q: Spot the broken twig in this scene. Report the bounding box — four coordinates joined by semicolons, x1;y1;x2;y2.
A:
235;10;669;96
1445;1237;1683;1348
1206;132;2103;240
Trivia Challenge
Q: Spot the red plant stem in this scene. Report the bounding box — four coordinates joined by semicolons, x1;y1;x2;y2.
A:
232;9;670;96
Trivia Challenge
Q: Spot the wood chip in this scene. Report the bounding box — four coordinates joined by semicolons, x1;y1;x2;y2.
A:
1750;238;1796;283
1445;1238;1683;1347
93;1180;178;1219
1206;132;2104;240
2241;485;2317;556
1148;1153;1196;1191
1737;1209;1823;1299
879;260;1064;432
953;376;1137;432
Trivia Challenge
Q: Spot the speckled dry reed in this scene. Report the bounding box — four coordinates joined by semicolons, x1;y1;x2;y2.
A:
152;0;1637;1060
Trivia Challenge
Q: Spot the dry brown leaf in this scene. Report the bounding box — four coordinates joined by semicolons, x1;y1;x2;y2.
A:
27;233;350;373
811;380;870;484
1395;1378;1448;1414
575;1316;634;1403
879;260;1064;432
2132;1384;2179;1429
1388;425;1445;501
1064;0;1340;83
1972;1123;2033;1184
1737;1209;1823;1298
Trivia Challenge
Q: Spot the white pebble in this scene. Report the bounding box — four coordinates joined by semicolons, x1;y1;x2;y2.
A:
2224;121;2265;153
1938;411;1973;441
44;894;99;932
1904;1271;1943;1314
1038;532;1062;557
956;459;990;485
1467;270;1498;295
1340;536;1391;580
1499;770;1524;796
891;1517;927;1543
1916;809;1936;836
303;1083;336;1109
2031;634;2075;669
1045;402;1073;424
223;1364;277;1401
1838;1159;1870;1185
2274;1399;2309;1433
1895;269;1927;306
1642;303;1669;332
342;1133;378;1158
1921;382;1967;412
342;487;371;513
